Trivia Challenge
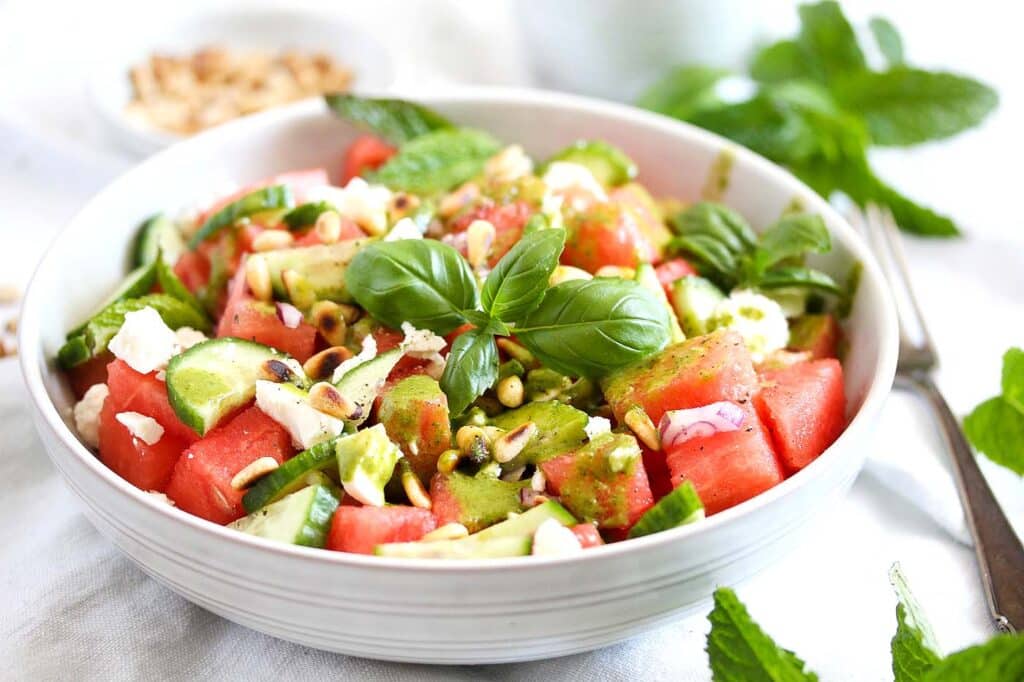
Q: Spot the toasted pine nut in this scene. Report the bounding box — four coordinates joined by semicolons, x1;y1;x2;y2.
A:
245;256;272;301
309;382;359;420
455;425;489;454
438;182;479;218
401;462;432;510
531;468;547;492
309;300;348;346
251;229;295;252
466;219;495;270
0;284;20;304
281;269;316;309
594;265;636;279
230;457;279;490
496;375;524;408
314;210;342;243
422;523;469;542
336;303;361;324
388;192;421;221
437;449;462;475
549;265;593;286
303;346;354;382
495;338;536;367
484;145;533;183
493;422;537;464
625;405;661;451
258;358;301;384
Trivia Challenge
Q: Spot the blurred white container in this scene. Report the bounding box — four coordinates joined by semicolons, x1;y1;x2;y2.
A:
516;0;790;101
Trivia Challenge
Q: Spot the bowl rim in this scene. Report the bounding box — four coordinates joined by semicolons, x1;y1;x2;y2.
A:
20;86;899;572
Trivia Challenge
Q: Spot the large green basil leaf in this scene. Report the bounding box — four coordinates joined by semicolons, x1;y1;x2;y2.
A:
324;94;452;145
440;327;499;416
516;279;670;378
189;185;293;248
368;128;501;194
345;239;478;334
481;228;565;323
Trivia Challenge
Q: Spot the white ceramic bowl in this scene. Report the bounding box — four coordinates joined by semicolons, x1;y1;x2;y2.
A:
20;88;897;664
89;6;394;156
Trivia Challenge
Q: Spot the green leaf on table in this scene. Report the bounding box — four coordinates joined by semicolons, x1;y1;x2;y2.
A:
922;635;1024;682
797;0;867;84
834;68;998;146
706;587;819;682
1000;347;1024;413
869;17;905;66
368;128;501;194
690;95;822;164
481;228;565;324
865;177;960;237
750;40;811;83
963;397;1024;475
345;239;478;335
324;94;452;145
439;326;499;416
636;65;729;120
889;563;943;682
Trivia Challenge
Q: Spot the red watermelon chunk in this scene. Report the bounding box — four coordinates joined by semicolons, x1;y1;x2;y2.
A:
106;359;199;444
540;432;654;530
217;266;317;362
429;471;526;533
754;358;846;473
376;375;451;482
165;406;293;524
98;400;188;492
640;443;673;501
327;505;436;554
602;329;758;424
570;523;605;548
665;405;783;515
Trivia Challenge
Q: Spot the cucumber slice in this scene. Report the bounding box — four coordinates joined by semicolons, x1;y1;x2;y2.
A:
628;481;705;539
472;500;576;542
155;253;209;322
489;401;589;469
166;338;290;435
133;213;186;267
333;348;403;426
540;140;637;187
189;185;294;248
282;201;336;230
635;263;685;343
229;484;339;548
252;239;368;305
374;535;532;559
244;438;341;512
66;262;158;338
58;294;210;369
670;275;726;337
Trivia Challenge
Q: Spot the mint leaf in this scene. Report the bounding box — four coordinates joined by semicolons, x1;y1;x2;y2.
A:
706;587;819;682
369;128;501;194
797;1;866;83
922;635;1024;681
835;68;998;146
324;94;451;145
1000;347;1024;414
439;327;498;416
636;66;729;120
869;17;905;66
889;564;943;682
963;397;1024;475
751;213;831;274
750;40;811;83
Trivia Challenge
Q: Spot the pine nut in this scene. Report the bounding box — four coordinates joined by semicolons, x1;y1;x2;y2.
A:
492;422;537;464
0;284;20;304
624;405;661;451
549;265;593;286
438;182;479;218
496;374;524;408
466;219;495;270
251;229;295;252
280;269;316;309
401;461;432;510
314;210;342;243
594;265;636;279
455;425;490;454
258;358;301;384
388;192;420;221
245;256;272;301
496;338;536;367
310;300;347;346
437;449;462;475
308;382;359;420
336;303;362;324
422;523;469;542
303;346;354;383
230;457;279;490
531;468;546;492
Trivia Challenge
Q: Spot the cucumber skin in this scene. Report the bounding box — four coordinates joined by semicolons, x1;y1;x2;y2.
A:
628;481;705;539
243;438;338;513
670;275;725;338
134;213;186;268
231;485;339;548
189;185;293;248
374;535;532;559
540;140;638;187
473;500;576;542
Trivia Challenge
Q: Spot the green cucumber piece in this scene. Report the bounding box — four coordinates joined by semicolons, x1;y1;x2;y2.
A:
253;239;368;305
472;500;576;542
155;252;209;321
166;338;290;435
332;348;403;426
229;484;339;548
540;140;637;187
66;262;158;338
133;213;186;267
489;401;589;469
374;535;532;559
628;481;705;539
282;201;336;230
58;294;210;369
189;185;294;248
635;263;685;342
670;275;726;337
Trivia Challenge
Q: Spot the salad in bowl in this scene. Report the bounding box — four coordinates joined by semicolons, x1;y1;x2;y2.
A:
59;95;853;560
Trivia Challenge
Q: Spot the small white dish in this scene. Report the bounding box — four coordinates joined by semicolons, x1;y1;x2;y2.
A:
20;88;898;663
88;7;395;156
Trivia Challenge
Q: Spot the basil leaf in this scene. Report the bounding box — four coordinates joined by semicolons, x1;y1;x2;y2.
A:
751;213;831;274
462;310;509;337
440;327;498;416
345;239;478;334
481;228;565;323
516;279;670;378
750;40;811;84
921;635;1024;681
636;65;728;120
189;185;293;248
834;68;998;147
324;94;452;145
797;0;866;84
368;128;501;195
869;17;905;66
756;267;841;295
889;564;942;682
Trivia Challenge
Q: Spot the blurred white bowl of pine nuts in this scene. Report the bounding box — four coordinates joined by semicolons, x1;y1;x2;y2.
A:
88;7;395;156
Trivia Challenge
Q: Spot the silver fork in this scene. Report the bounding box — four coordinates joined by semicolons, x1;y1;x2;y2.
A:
852;203;1024;634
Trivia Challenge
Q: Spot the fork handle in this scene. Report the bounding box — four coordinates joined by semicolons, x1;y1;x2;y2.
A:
897;370;1024;633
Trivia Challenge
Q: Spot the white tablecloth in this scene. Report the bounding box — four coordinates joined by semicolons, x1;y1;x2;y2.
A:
1;1;1021;679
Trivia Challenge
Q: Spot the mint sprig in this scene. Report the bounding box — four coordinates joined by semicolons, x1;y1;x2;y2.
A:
890;563;943;682
963;347;1024;475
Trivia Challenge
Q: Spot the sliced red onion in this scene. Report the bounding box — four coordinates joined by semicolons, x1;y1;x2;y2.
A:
658;401;745;449
275;302;303;329
519;487;550;508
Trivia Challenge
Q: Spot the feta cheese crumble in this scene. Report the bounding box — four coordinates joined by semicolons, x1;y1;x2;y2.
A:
542;161;607;210
532;518;583;557
306;178;392;236
174;327;208;350
115;411;165;445
73;383;109;449
331;334;378;383
583;415;612;441
108;307;179;374
709;290;789;363
383;217;424;242
254;380;345;450
484;145;533;184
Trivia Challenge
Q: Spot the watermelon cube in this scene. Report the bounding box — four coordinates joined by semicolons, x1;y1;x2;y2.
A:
376;375;451;481
602;329;758;423
665;405;783;515
540;432;654;530
166;406;293;524
754;358;846;473
327;505;436;555
98;400;188;492
106;359;199;444
217;267;317;362
430;471;526;533
570;523;605;549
